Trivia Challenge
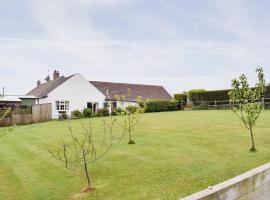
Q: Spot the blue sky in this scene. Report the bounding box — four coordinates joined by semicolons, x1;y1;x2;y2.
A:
1;0;270;95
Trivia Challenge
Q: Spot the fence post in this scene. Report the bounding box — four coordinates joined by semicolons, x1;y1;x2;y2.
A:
215;100;217;110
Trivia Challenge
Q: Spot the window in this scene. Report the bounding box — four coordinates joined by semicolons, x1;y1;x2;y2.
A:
56;101;69;111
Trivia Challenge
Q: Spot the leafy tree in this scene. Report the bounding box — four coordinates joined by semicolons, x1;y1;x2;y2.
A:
115;88;147;144
229;67;266;152
47;116;122;192
0;108;12;137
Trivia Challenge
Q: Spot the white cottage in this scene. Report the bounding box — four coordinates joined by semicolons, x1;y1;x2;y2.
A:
27;70;172;119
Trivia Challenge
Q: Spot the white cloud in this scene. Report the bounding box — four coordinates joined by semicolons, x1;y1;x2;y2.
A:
1;0;270;95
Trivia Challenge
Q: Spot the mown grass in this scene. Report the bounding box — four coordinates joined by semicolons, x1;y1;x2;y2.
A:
1;110;270;200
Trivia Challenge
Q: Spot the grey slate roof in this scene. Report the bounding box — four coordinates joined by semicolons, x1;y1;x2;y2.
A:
26;75;74;98
26;74;172;101
90;81;172;101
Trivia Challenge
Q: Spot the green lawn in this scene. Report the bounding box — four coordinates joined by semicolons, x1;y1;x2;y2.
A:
1;110;270;200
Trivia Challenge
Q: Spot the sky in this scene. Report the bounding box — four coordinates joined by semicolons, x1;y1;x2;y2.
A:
1;0;270;95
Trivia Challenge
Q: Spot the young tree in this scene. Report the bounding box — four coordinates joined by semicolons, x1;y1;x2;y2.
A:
229;67;266;152
115;88;147;144
47;116;121;192
0;108;12;137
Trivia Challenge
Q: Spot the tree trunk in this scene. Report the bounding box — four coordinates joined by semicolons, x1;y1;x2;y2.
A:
82;151;93;192
249;125;256;152
128;114;135;144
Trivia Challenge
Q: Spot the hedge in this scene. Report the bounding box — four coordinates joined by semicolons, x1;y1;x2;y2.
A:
174;93;187;102
143;100;181;113
190;89;230;102
189;86;270;102
188;89;206;101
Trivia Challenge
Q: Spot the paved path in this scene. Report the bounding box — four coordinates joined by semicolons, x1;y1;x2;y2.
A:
238;181;270;200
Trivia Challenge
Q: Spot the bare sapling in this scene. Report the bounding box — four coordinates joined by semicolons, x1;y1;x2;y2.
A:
115;88;147;144
46;115;122;192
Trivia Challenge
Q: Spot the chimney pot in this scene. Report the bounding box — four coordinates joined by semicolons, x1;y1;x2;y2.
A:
45;75;50;82
37;80;41;87
53;70;60;80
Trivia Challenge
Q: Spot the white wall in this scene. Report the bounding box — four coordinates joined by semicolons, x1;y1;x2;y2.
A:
117;101;138;108
39;74;106;118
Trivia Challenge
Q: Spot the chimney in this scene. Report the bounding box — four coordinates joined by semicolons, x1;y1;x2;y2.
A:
53;70;60;80
106;88;110;98
37;80;41;87
45;75;50;82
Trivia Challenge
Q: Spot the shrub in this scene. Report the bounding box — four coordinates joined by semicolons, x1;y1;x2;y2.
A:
189;86;270;103
126;105;139;113
71;110;83;119
83;108;92;118
174;93;187;102
143;99;180;113
58;111;69;120
111;107;125;115
190;90;230;102
188;89;206;101
97;108;110;117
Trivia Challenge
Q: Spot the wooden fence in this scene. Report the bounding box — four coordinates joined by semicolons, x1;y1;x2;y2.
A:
0;104;52;127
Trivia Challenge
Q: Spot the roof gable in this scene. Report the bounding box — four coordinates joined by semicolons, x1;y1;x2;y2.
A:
27;75;74;98
90;81;172;101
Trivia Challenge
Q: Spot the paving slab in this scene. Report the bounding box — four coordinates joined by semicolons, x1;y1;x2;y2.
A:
238;180;270;200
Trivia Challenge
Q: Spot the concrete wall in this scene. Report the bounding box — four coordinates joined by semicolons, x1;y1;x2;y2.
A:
181;162;270;200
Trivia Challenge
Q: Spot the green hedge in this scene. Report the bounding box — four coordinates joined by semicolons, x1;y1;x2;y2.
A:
189;86;270;102
188;89;206;101
143;100;181;112
266;86;270;98
191;89;230;102
174;93;187;101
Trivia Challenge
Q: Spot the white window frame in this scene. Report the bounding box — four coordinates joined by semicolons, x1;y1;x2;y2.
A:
56;100;69;111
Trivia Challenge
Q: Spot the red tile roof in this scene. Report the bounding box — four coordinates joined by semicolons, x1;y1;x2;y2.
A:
90;81;172;101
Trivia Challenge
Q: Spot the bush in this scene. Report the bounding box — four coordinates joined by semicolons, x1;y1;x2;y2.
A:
188;89;206;101
143;100;180;113
190;90;230;102
58;111;69;120
111;107;125;115
126;105;139;113
265;86;270;98
174;93;187;102
174;93;187;108
96;108;110;117
188;86;270;103
71;110;83;119
83;108;92;118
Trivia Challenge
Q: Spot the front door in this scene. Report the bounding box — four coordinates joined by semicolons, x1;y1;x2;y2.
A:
87;102;98;113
